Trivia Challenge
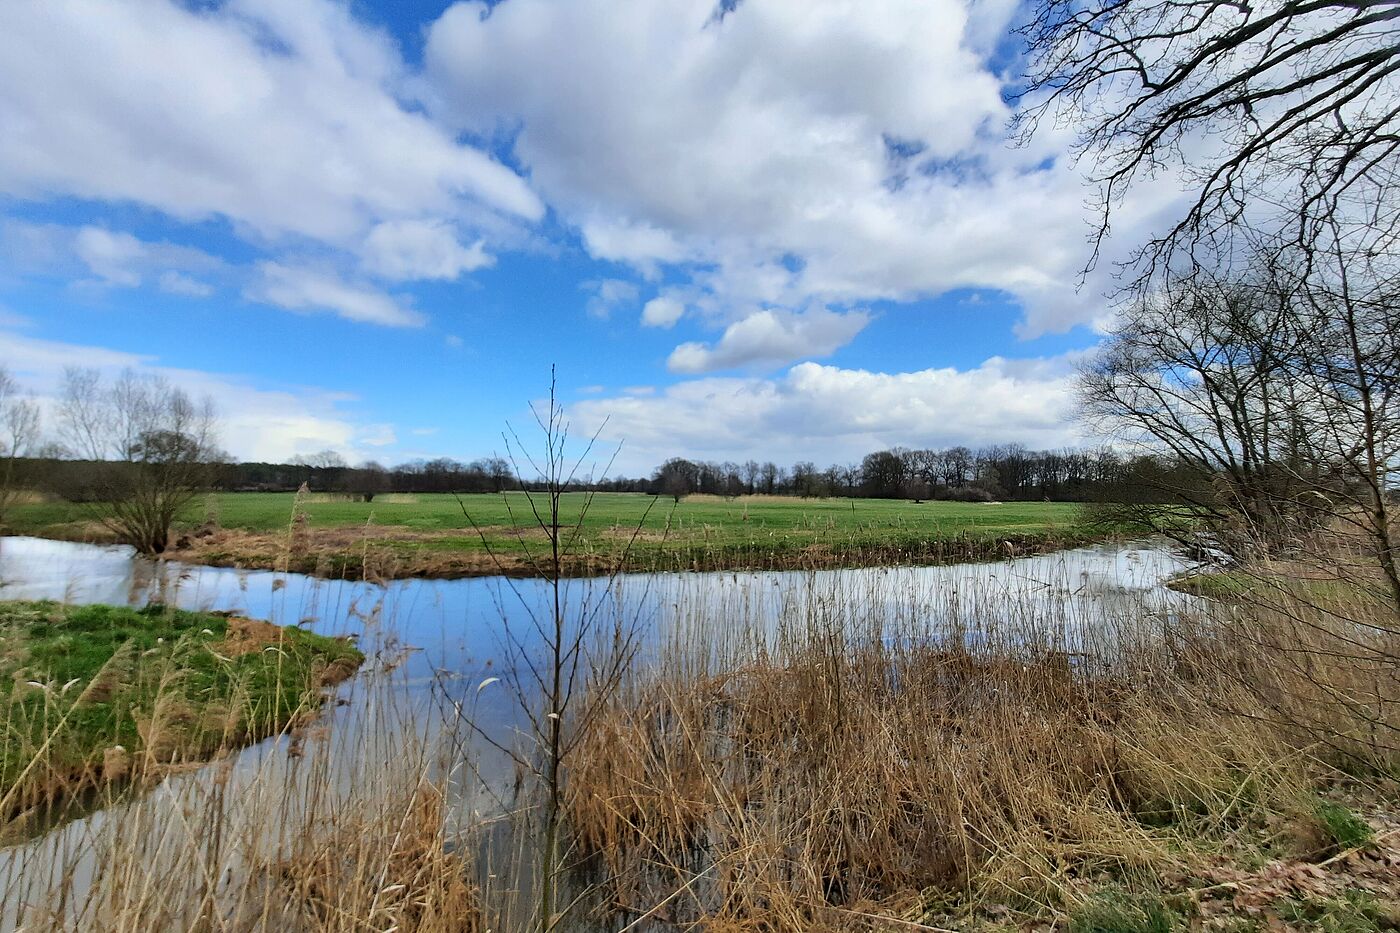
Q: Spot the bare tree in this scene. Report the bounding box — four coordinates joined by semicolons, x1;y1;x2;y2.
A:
1020;0;1400;608
295;449;347;469
59;368;220;554
455;371;661;931
345;461;390;502
0;365;40;527
1017;0;1400;281
1082;268;1318;551
1286;231;1400;608
1084;245;1400;609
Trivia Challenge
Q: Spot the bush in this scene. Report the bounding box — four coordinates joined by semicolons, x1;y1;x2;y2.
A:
936;485;995;503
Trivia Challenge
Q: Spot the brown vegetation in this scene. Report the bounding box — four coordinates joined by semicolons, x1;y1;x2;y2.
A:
555;576;1400;930
63;523;1096;582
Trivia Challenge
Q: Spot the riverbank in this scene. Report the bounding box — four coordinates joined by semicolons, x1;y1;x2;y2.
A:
5;537;1393;930
4;491;1110;580
0;600;362;836
563;571;1400;931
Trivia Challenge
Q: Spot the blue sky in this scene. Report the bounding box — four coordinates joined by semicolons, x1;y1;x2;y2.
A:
0;0;1180;473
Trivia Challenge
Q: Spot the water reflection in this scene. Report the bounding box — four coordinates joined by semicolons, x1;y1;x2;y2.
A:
0;534;1201;927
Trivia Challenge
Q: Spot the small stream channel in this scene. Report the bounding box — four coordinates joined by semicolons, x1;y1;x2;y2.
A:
0;534;1202;927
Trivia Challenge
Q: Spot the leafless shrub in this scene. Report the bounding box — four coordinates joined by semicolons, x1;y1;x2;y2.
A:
57;367;221;554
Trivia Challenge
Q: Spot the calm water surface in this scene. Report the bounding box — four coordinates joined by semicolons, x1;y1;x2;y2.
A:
0;534;1201;926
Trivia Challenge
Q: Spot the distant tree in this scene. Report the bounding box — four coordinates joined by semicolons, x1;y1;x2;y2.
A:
741;460;761;495
822;464;845;498
0;365;40;527
904;449;939;490
759;461;779;495
58;368;220;554
346;461;390;502
654;458;700;502
791;461;825;498
481;456;513;493
861;450;907;499
941;446;973;488
297;449;347;469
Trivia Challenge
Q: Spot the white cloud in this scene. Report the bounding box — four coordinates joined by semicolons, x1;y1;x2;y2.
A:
575;353;1087;471
247;262;423;327
667;307;870;373
0;0;540;251
157;271;215;298
362;219;493;281
579;219;689;270
357;423;398;447
583;278;640;320
0;329;398;463
74;227;145;287
425;0;1182;351
641;294;686;328
4;221;226;295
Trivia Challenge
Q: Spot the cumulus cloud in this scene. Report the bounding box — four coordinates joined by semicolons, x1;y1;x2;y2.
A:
667;308;870;373
0;0;555;327
424;0;1175;348
361;219;493;281
247;262;423;327
574;354;1087;471
73;227;145;288
73;226;223;294
641;294;686;328
0;329;399;463
0;0;541;243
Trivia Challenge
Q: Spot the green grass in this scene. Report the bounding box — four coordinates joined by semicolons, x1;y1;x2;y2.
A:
1168;569;1381;606
5;491;1100;578
1068;889;1182;933
0;600;362;827
1313;797;1375;851
1276;892;1389;933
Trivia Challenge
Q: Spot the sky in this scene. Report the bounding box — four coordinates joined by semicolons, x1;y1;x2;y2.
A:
0;0;1186;475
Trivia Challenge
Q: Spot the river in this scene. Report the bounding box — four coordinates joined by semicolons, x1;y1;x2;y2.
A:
0;534;1200;928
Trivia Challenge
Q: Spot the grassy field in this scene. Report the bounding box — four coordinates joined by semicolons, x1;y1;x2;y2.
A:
4;491;1098;578
0;600;362;834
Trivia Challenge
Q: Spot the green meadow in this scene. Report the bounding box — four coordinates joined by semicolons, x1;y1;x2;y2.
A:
6;491;1096;578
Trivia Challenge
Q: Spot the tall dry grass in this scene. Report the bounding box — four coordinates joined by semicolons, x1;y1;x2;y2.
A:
1;542;1395;931
0;599;493;933
557;567;1399;930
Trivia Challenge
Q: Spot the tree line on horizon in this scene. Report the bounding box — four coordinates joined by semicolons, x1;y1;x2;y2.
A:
3;442;1174;506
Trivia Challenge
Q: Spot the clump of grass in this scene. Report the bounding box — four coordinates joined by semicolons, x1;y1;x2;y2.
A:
1276;891;1388;933
2;591;492;932
0;599;362;830
1068;888;1180;933
274;781;482;931
1312;798;1375;852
